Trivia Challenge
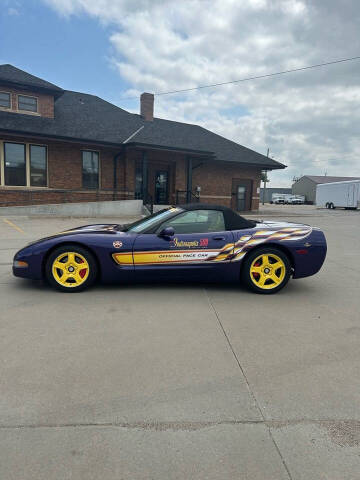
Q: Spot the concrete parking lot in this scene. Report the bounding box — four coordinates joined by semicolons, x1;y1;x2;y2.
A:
1;205;360;479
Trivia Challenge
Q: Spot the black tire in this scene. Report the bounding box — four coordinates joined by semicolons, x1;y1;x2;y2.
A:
329;203;336;209
45;244;98;292
325;203;329;209
241;247;291;294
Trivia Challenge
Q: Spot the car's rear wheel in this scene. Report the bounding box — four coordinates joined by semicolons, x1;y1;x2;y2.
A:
45;245;97;292
241;247;291;294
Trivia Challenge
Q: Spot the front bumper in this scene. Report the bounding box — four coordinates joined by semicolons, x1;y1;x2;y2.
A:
12;245;43;280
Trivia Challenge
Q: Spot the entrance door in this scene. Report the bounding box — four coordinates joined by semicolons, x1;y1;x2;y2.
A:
236;186;246;211
232;179;253;211
134;168;143;199
155;170;169;204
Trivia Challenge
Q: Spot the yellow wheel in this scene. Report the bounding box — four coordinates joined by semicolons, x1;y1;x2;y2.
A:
242;248;291;294
46;245;97;292
52;251;89;288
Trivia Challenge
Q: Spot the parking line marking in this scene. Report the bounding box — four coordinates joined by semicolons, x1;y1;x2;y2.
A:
2;218;25;234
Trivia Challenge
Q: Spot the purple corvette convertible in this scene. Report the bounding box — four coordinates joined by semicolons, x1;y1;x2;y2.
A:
13;204;327;294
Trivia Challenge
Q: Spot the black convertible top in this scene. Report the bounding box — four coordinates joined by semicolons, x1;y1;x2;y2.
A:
177;203;256;230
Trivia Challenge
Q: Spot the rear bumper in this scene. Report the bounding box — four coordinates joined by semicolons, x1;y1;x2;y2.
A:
292;230;327;279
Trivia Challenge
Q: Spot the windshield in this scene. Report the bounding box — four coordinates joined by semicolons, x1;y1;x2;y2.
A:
124;207;184;233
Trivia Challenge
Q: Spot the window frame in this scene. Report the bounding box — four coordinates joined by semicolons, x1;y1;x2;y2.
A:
17;94;38;113
0;140;48;188
3;141;26;187
29;144;48;187
155;209;226;234
0;91;11;110
81;150;100;190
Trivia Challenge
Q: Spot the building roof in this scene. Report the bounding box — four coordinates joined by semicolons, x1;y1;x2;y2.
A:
301;175;360;184
0;64;63;95
127;118;283;168
0;65;285;170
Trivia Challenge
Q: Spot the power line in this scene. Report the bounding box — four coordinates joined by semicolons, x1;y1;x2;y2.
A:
121;55;360;100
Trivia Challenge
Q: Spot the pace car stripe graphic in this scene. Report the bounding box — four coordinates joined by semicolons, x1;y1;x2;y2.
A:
112;227;312;266
113;249;224;265
112;253;134;265
230;226;312;261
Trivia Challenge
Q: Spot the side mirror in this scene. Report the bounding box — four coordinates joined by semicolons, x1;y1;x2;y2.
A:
159;226;175;238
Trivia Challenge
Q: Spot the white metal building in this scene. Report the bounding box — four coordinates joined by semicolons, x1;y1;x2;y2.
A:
292;176;360;204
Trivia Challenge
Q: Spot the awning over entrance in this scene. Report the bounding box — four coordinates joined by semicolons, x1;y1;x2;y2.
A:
124;143;215;212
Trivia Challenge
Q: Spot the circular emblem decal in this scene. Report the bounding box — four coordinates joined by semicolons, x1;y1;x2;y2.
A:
113;241;123;248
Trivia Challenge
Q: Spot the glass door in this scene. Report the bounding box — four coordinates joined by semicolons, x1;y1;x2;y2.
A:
155;170;169;204
232;179;252;211
236;185;246;211
135;168;143;199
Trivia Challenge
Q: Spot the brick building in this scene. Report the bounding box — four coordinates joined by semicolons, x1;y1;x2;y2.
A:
0;64;285;211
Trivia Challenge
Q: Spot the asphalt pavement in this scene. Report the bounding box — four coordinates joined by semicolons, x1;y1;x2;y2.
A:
0;206;359;479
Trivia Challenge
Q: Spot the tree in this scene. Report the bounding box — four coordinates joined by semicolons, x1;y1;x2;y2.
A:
261;171;270;183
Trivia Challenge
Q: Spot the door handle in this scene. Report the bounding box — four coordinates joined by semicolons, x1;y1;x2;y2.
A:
212;236;226;241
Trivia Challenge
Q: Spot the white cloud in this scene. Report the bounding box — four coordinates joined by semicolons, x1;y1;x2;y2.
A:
43;0;360;186
7;7;19;15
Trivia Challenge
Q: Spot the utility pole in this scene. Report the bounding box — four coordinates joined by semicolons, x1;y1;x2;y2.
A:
262;148;269;205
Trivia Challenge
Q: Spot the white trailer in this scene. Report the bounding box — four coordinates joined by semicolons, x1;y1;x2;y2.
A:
316;180;360;209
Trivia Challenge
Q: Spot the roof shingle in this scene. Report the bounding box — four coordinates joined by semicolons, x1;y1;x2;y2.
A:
0;65;285;170
0;64;63;93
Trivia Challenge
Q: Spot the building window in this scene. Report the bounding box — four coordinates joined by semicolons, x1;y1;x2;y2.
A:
4;143;26;186
1;142;48;187
82;151;99;189
30;145;47;187
0;92;11;109
18;95;38;112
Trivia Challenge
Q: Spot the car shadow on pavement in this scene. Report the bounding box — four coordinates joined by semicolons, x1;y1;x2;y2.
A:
10;275;315;297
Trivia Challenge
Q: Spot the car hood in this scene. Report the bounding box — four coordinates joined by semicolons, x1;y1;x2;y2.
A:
26;223;126;246
58;223;121;234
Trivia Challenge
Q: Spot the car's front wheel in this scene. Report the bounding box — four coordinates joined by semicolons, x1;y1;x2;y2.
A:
241;247;291;294
45;245;98;292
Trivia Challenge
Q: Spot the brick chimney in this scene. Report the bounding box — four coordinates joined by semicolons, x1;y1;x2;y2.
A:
140;92;154;121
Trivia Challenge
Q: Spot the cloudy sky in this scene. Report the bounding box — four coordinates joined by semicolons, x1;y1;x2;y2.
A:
1;0;360;186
